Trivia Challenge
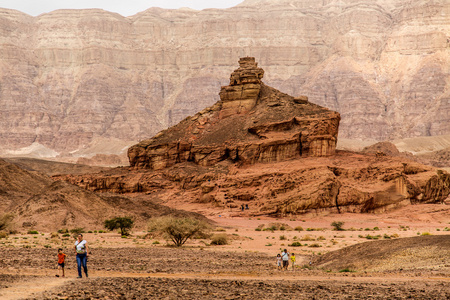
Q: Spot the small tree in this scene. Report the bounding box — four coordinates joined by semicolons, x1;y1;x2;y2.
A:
331;221;345;231
148;216;209;247
104;217;134;236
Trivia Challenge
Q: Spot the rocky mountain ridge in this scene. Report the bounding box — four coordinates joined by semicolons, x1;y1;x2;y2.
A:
0;0;449;159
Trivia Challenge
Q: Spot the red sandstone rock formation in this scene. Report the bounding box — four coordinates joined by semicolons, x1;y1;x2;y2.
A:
128;57;340;170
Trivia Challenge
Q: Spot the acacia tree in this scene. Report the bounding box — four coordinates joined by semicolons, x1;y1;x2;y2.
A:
331;221;345;231
104;217;134;236
148;216;209;247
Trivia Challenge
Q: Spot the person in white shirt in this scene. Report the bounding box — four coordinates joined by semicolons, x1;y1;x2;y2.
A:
74;234;89;278
281;249;289;270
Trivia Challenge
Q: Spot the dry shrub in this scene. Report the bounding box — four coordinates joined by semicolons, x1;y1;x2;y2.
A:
0;231;8;239
267;223;293;231
301;235;315;241
210;234;228;245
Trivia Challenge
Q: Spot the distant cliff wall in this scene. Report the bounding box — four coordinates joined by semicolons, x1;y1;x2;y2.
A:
0;0;448;157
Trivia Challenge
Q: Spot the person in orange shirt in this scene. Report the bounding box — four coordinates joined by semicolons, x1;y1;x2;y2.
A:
56;248;67;277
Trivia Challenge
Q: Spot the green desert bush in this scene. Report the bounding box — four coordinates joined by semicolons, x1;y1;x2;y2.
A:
148;216;210;247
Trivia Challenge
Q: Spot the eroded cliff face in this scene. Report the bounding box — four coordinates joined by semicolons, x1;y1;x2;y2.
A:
56;151;450;215
0;0;449;157
127;57;340;169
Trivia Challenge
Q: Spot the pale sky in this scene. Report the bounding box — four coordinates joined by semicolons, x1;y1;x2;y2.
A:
0;0;245;17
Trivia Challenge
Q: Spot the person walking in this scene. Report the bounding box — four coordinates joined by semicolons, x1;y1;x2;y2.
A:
290;252;296;271
74;234;89;278
55;248;67;277
281;249;289;270
276;254;282;270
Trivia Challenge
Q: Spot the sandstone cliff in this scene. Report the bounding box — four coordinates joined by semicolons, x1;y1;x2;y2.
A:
0;0;449;158
128;57;340;169
56;150;450;216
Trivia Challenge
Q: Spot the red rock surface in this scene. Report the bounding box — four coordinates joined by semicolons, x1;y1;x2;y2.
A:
128;58;340;170
57;150;450;216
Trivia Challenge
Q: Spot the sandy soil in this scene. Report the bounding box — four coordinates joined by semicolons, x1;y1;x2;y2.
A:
1;204;449;299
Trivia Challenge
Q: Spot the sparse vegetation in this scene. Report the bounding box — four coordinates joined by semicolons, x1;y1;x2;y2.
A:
104;217;134;236
69;228;85;238
339;268;355;273
210;234;228;245
294;226;304;231
306;228;324;231
289;242;302;247
148;217;210;247
331;221;345;231
300;235;315;241
279;235;287;240
363;234;381;240
27;230;39;234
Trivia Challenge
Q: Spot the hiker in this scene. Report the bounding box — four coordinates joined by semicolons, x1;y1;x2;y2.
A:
55;248;67;277
290;252;296;271
276;254;282;270
241;205;245;211
281;249;289;270
245;204;249;210
74;234;89;278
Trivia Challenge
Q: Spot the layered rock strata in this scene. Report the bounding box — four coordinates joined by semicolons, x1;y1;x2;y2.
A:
56;151;450;215
0;0;449;158
128;58;340;169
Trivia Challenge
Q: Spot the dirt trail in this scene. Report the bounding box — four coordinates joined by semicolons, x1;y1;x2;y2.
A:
0;276;73;300
1;268;449;300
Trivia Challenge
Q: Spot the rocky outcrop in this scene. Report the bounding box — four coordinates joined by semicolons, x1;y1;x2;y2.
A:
56;150;449;215
128;58;340;169
0;0;449;159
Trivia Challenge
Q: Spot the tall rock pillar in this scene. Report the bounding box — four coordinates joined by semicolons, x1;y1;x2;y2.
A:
218;57;264;119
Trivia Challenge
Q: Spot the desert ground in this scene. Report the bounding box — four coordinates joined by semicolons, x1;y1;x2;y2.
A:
1;204;449;299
